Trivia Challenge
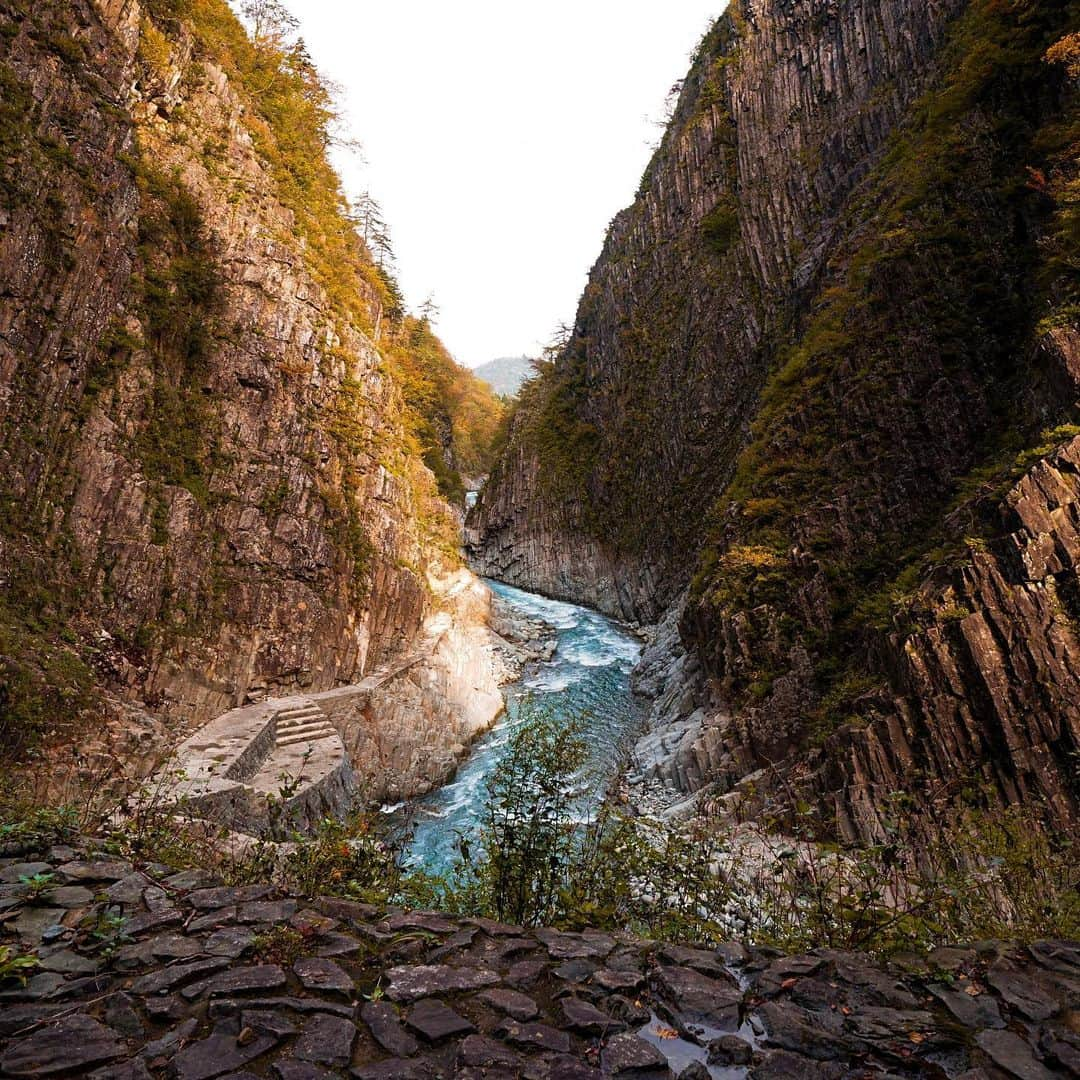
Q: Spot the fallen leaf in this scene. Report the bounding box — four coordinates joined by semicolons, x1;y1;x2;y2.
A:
841;1005;852;1016
780;977;799;990
653;1026;679;1040
964;984;982;996
909;1032;925;1044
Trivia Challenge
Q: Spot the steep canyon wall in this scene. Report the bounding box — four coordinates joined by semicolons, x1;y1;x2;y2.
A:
0;0;495;778
470;0;1080;839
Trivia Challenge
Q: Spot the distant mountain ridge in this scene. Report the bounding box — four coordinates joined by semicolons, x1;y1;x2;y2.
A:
472;355;534;397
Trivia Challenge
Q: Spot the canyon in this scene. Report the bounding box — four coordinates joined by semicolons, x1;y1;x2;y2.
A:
0;0;1077;1075
469;0;1080;845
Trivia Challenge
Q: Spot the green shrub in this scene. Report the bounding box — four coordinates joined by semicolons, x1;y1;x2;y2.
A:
701;195;739;256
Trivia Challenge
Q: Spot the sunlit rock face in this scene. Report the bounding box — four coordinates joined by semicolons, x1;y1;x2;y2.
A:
471;0;1080;839
0;0;495;784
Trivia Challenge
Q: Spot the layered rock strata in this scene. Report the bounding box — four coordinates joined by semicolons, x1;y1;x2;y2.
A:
469;0;1080;839
0;0;495;788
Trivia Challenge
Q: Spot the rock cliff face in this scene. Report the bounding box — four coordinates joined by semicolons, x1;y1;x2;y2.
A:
469;0;967;623
0;0;497;781
470;0;1080;839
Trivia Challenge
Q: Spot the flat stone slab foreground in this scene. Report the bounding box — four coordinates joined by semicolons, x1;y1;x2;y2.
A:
0;837;1078;1078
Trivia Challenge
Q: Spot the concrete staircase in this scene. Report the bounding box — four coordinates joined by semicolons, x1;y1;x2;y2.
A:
156;694;358;836
275;704;336;748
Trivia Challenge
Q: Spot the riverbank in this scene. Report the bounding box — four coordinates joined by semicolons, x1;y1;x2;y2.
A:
404;581;645;876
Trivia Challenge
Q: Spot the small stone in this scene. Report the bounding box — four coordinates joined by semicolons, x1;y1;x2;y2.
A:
986;960;1060;1022
145;994;188;1021
559;996;624;1036
0;971;66;1001
975;1029;1056;1080
677;1063;710;1080
241;1010;299;1039
530;1055;603;1080
350;1058;438;1080
55;859;131;882
465;916;525;936
360;1000;419;1057
172;1027;278;1080
0;863;52;884
12;908;66;943
315;933;362;958
386;912;458;934
656;965;741;1030
0;1004;69;1038
477;987;539;1021
205;928;257;958
591;968;644;993
290;910;338;935
188;886;272;910
607;994;651;1026
406;998;475;1042
125;909;184;936
180;964;286;1000
46;885;95;908
497;1019;571;1053
89;1062;153;1080
535;928;614;960
458;1034;521;1070
273;1063;338;1080
106;873;155;905
493;936;536;959
150;935;205;960
141;1017;199;1059
660;945;728;979
0;1014;125;1076
131;957;230;995
38;948;98;975
758;1002;851;1060
507;960;547;989
105;992;144;1038
187;909;238;933
237;899;297;924
293;1014;357;1066
294;956;353;995
210;995;355;1018
384;963;499;1002
750;1049;845;1079
601;1032;668;1076
554;958;596;983
708;1034;753;1065
928;982;1005;1030
162;869;216;890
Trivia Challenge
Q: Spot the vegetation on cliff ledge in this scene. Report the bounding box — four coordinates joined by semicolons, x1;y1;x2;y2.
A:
689;0;1080;728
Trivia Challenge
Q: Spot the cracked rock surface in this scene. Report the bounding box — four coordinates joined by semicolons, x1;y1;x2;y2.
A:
1;840;1078;1078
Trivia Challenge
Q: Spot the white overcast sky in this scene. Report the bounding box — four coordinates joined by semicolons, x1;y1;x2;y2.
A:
285;1;725;367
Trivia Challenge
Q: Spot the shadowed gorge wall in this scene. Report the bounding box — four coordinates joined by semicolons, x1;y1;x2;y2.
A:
470;0;1080;838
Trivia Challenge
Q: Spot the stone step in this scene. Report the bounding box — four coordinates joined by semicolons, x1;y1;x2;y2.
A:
276;716;326;731
277;717;332;734
274;721;332;738
277;729;336;748
276;705;323;723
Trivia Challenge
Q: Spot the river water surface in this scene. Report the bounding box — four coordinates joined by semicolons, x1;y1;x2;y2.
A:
402;580;644;876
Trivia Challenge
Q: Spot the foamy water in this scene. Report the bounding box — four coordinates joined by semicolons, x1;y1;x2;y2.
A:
402;579;644;875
